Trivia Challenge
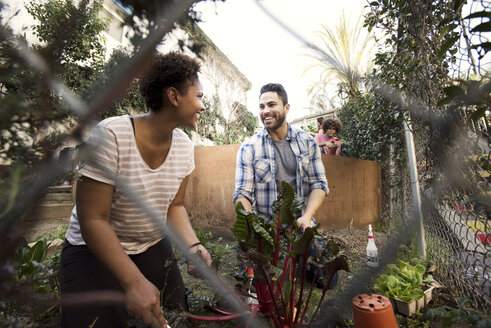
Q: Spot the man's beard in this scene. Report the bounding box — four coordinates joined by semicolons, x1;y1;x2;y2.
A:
263;112;286;131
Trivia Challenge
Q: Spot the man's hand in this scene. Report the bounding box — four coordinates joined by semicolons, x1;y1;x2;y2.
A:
125;276;167;328
187;244;212;278
297;215;312;231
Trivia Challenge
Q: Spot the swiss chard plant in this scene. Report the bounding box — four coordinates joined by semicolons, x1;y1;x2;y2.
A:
374;259;433;302
230;182;350;327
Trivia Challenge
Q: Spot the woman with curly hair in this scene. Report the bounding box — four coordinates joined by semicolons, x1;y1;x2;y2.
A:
315;118;342;156
60;52;212;328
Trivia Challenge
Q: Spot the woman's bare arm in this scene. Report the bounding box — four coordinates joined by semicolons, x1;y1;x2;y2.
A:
77;176;166;328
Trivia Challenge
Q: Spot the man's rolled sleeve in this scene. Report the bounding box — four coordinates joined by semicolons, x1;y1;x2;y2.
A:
232;144;255;203
308;141;329;195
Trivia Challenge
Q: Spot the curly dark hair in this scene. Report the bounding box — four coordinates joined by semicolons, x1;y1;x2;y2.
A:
322;118;342;133
139;52;200;111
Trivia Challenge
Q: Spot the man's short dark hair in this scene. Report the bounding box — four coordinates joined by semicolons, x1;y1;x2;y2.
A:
259;83;288;105
140;52;200;111
317;117;324;125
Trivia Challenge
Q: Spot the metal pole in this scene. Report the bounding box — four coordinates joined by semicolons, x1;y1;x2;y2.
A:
403;112;427;258
389;140;394;225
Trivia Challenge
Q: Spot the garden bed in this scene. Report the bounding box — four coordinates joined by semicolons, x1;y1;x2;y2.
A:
3;225;484;327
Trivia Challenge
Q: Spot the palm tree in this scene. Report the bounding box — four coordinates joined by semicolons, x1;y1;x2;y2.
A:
304;10;377;104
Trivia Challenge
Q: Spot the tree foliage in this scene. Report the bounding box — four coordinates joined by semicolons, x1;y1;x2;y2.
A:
334;0;480;221
362;0;476;177
26;0;107;95
191;95;258;145
0;0;108;167
194;94;226;141
304;10;376;105
364;0;464;109
220;102;258;145
96;49;148;120
337;93;405;164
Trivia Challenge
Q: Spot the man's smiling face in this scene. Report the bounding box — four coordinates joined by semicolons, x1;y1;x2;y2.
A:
258;91;289;131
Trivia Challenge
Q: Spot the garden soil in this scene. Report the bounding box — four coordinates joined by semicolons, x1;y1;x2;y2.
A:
16;220;471;327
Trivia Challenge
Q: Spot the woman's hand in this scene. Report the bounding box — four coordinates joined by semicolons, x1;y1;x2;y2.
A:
326;141;337;149
187;244;212;278
125;276;167;328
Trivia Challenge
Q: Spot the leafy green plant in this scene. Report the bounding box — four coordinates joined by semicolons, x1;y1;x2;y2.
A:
194;227;226;266
374;259;432;302
230;182;350;327
423;297;491;327
14;238;61;296
31;225;68;243
0;238;61;324
15;239;49;280
373;217;389;233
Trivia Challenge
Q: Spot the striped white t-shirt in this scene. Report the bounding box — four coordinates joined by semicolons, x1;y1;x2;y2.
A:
65;115;195;254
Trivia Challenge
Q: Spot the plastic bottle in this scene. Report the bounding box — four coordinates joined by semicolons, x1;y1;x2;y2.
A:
245;267;257;305
366;224;379;267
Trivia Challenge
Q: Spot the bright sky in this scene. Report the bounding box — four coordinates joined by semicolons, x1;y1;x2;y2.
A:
194;0;368;121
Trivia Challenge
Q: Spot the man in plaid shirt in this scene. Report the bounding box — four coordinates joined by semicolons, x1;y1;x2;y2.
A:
233;83;329;230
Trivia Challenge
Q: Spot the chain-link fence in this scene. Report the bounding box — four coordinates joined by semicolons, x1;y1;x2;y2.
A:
418;0;490;312
1;0;490;326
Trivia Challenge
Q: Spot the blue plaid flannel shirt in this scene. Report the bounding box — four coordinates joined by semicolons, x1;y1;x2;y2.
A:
233;124;329;220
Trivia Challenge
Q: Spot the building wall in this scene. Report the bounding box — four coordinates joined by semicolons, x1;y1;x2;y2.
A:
185;144;382;234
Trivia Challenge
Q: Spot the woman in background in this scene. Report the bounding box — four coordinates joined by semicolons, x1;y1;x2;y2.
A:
315;118;342;156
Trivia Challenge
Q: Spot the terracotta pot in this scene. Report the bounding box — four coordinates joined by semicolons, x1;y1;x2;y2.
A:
352;294;398;328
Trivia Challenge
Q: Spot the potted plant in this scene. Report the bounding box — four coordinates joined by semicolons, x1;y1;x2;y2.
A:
374;260;433;316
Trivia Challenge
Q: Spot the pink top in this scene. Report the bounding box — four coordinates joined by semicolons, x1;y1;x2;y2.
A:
315;134;341;155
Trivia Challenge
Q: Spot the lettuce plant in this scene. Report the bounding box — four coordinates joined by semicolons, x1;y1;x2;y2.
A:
374;259;433;302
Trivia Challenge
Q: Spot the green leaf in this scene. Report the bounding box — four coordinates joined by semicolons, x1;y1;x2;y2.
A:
273;182;297;228
289;228;315;258
28;239;48;263
471;107;487;122
423;274;433;283
270;265;284;282
437;85;465;106
437;36;460;58
232;203;260;243
453;0;466;11
325;239;341;257
464;11;491;20
409;288;424;301
320;255;350;291
471;22;491;33
252;220;274;248
471;42;491;53
438;25;455;44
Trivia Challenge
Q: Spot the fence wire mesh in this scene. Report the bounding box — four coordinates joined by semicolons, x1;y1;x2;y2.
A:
1;0;490;326
418;0;490;312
